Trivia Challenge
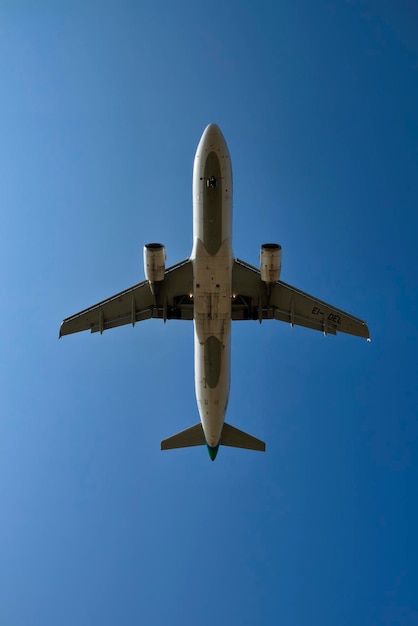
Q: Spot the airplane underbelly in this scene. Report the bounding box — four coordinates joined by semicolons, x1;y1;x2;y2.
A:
193;322;231;447
192;238;232;446
191;124;233;447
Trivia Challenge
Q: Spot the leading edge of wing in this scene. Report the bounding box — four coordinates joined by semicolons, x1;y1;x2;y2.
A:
232;258;370;339
59;259;192;337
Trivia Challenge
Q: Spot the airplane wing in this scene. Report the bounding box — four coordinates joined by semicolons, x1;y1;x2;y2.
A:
59;259;193;337
232;259;370;339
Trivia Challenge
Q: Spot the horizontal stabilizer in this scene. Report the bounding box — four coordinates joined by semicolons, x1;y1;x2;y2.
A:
221;422;266;452
161;423;205;450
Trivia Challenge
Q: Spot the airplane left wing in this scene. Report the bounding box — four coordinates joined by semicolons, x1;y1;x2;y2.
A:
232;259;370;339
59;259;193;337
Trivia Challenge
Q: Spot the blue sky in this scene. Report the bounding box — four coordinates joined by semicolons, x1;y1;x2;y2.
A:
1;1;417;624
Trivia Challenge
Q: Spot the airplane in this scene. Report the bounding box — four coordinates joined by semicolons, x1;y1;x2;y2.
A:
59;123;370;461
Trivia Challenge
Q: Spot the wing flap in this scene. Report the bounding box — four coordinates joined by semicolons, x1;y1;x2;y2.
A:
90;308;154;334
273;307;336;335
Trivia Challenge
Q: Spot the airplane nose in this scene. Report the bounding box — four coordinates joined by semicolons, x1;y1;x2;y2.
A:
195;123;230;170
202;123;224;141
205;123;221;134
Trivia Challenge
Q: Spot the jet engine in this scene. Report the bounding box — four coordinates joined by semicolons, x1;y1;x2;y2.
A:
144;243;166;294
260;243;282;283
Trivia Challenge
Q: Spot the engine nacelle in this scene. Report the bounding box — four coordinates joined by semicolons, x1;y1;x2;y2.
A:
260;243;282;283
144;243;166;294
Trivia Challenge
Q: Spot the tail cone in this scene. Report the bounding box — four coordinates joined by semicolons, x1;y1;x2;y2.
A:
207;443;219;461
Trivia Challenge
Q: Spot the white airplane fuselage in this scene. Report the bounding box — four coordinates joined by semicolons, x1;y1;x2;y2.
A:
190;124;233;450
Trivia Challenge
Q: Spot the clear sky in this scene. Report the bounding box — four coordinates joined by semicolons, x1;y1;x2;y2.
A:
1;1;417;624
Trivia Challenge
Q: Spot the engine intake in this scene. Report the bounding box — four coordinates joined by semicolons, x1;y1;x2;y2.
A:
144;243;166;294
260;243;282;283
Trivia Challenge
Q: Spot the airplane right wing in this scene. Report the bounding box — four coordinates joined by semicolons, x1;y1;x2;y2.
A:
232;259;370;339
59;259;193;337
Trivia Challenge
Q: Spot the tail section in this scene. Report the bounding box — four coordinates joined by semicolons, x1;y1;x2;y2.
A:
161;421;265;457
161;423;205;450
221;422;266;452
